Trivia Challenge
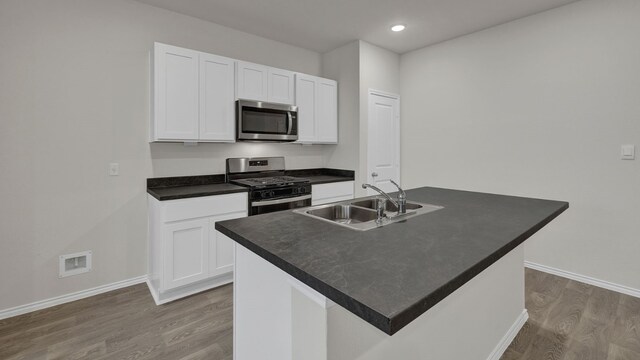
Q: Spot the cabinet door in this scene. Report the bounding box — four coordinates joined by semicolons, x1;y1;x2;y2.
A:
209;211;247;277
316;78;338;144
311;181;355;206
199;53;235;142
162;218;210;290
153;43;199;141
268;68;295;105
295;74;317;143
236;61;268;101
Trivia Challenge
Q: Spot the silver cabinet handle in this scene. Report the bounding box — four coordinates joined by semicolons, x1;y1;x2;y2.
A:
371;172;378;177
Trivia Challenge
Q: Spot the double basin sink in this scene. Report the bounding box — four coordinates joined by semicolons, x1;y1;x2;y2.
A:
293;197;444;231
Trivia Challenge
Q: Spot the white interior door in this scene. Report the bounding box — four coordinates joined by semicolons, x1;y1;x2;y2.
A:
367;90;400;194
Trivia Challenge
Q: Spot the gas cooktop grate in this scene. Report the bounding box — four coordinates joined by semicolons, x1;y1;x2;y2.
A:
231;176;309;188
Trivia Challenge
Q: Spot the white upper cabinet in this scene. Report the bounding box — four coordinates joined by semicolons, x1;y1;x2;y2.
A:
317;78;338;143
199;53;235;142
152;43;337;143
295;74;317;143
153;43;200;141
236;61;295;105
236;61;269;102
295;74;338;144
267;68;295;105
152;43;235;143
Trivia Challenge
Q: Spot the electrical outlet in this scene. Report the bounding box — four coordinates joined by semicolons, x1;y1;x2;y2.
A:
109;163;119;176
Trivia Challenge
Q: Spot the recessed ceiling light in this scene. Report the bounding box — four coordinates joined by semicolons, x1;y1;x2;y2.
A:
391;24;406;32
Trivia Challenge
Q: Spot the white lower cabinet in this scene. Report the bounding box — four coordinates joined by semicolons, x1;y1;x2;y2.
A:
148;192;247;304
209;214;239;277
162;218;210;291
311;181;355;206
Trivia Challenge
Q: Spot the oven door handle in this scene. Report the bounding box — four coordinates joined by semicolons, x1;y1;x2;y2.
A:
252;195;311;207
287;112;293;135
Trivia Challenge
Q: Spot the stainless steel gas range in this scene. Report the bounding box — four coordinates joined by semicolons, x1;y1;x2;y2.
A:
226;157;311;216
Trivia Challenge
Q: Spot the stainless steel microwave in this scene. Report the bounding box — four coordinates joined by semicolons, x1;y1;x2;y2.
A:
236;100;298;142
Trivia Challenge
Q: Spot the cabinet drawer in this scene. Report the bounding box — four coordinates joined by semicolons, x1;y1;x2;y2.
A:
163;193;248;222
312;181;354;204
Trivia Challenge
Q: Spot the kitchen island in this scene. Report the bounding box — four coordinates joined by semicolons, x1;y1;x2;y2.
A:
216;186;568;360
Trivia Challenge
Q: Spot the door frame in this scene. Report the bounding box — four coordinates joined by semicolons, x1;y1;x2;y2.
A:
367;89;401;194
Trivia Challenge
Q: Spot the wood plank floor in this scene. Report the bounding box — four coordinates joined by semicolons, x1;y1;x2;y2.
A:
0;283;233;360
501;269;640;360
1;268;638;359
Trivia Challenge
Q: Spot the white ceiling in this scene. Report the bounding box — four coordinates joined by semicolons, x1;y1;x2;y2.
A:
136;0;581;54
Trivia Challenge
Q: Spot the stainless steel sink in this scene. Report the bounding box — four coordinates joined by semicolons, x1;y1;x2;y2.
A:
350;199;423;213
294;197;444;231
306;204;378;224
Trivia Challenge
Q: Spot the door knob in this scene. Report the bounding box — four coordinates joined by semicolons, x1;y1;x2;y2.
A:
371;172;378;177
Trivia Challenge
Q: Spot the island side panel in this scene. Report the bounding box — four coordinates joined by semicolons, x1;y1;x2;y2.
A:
327;245;527;360
234;243;331;360
234;243;293;360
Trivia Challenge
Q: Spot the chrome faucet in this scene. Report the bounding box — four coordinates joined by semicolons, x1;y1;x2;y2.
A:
375;198;387;225
362;180;407;214
390;180;406;214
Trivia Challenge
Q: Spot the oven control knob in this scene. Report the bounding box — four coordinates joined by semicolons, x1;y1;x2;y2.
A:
299;187;306;194
292;188;298;194
269;191;275;197
261;191;269;198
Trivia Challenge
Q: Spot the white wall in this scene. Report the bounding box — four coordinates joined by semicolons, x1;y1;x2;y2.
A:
0;0;324;311
322;41;361;185
322;41;400;197
358;41;401;196
401;0;640;290
151;143;326;177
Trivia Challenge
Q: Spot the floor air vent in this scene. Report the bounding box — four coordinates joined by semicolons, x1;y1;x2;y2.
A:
59;251;92;278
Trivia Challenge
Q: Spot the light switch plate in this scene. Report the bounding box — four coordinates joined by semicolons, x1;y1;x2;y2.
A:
621;145;635;160
109;163;119;176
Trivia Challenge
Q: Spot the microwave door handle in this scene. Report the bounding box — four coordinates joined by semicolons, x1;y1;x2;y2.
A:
287;112;293;135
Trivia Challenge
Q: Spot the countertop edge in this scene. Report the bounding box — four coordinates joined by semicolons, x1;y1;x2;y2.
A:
307;178;355;185
215;223;393;334
147;187;248;201
389;201;569;334
216;200;569;336
147;168;354;201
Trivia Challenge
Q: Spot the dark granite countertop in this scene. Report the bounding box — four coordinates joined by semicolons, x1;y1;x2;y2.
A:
147;169;354;201
285;168;354;185
147;183;248;201
147;175;247;201
215;186;568;335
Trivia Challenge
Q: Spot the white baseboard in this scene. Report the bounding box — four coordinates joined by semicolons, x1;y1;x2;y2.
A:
0;275;148;320
146;273;233;305
486;309;529;360
525;261;640;299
